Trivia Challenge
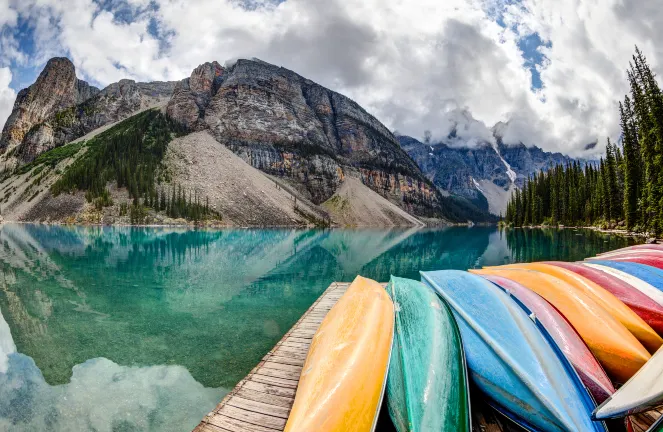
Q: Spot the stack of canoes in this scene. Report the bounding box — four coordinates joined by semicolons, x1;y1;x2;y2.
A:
283;244;663;432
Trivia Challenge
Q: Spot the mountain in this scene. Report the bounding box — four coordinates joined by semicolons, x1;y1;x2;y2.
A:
0;58;99;159
399;124;577;216
166;59;438;211
0;57;493;226
0;59;177;165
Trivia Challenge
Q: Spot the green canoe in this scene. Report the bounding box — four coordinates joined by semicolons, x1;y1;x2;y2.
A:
386;276;471;431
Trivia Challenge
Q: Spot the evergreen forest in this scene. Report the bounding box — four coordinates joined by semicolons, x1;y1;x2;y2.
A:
50;109;217;223
505;47;663;235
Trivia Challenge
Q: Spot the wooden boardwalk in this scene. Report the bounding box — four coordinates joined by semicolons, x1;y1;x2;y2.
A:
193;281;662;432
193;282;350;432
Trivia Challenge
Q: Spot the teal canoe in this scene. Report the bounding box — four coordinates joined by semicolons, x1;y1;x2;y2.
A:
386;276;471;432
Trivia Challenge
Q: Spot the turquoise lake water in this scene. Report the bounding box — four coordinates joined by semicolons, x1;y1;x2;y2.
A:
0;224;639;431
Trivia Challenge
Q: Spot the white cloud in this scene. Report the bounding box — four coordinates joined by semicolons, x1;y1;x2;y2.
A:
0;307;225;432
0;0;18;28
1;0;662;157
0;68;16;132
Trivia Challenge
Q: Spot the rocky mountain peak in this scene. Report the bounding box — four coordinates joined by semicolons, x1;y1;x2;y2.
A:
0;57;178;163
190;61;225;94
166;61;225;130
0;57;99;153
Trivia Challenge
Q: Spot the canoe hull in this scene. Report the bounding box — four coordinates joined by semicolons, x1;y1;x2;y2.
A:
481;274;614;404
386;276;471;432
549;261;663;337
472;268;650;384
601;255;663;270
588;260;663;291
583;262;663;308
485;262;663;353
284;276;394;432
423;270;606;432
594;346;663;419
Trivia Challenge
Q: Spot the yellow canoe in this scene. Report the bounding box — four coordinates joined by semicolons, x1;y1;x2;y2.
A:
471;268;650;383
489;263;663;353
284;276;394;432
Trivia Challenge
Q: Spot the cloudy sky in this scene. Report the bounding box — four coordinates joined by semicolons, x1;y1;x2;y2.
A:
0;0;661;157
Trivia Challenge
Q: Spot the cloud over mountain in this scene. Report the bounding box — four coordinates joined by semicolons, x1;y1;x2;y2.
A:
0;0;662;157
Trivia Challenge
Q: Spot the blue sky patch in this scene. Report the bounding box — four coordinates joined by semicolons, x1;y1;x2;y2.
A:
487;0;550;92
518;32;551;90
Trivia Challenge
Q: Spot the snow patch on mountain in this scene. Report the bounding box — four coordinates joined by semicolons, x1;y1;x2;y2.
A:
491;142;517;184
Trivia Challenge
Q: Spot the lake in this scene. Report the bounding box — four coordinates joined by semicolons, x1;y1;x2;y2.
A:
0;224;639;431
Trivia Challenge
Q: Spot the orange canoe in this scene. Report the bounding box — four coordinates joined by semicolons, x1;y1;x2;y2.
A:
284;276;394;432
488;263;662;353
471;268;650;383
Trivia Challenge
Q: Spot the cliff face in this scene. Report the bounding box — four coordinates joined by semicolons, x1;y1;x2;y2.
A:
0;58;99;155
0;59;177;163
167;59;442;217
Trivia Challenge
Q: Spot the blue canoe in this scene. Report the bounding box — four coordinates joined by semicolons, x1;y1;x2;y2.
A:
421;270;606;432
587;260;663;292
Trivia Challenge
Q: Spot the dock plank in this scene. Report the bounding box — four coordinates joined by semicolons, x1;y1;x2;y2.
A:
194;282;351;432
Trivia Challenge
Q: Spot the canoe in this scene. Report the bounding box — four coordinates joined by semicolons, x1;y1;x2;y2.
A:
583;262;663;308
599;248;663;257
283;276;394;432
422;270;607;432
549;261;663;336
481;274;615;404
593;345;663;419
471;268;650;383
587;260;663;291
596;254;663;270
597;244;663;255
484;263;663;353
386;276;471;432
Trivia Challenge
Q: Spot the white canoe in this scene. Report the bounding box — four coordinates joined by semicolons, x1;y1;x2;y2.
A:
593;345;663;419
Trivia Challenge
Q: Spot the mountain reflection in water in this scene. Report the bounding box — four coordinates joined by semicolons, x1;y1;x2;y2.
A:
0;224;636;431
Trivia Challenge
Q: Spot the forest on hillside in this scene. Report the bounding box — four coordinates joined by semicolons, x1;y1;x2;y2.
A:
504;47;663;235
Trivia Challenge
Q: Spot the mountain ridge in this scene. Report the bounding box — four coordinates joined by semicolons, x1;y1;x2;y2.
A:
398;131;580;215
0;56;495;226
0;56;582;225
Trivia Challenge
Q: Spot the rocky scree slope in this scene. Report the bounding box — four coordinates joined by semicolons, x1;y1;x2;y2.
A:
0;57;176;165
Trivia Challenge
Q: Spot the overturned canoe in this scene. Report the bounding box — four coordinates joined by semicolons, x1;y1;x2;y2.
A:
594;345;663;419
386;276;471;432
550;262;663;336
471;268;650;383
481;274;615;404
597;244;663;256
422;270;606;432
284;276;394;432
596;253;663;270
583;262;663;308
588;260;663;291
488;262;662;353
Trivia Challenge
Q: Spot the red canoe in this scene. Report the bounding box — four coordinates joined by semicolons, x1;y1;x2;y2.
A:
598;245;663;256
481;274;615;403
594;253;663;270
547;262;663;336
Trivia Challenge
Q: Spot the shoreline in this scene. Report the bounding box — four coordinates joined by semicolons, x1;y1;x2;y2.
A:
0;218;489;230
502;224;659;242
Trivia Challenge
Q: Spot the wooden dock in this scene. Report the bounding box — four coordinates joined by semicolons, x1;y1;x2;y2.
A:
193;281;662;432
193;282;350;432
